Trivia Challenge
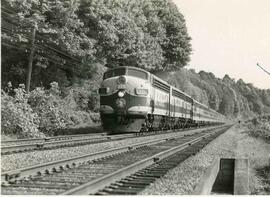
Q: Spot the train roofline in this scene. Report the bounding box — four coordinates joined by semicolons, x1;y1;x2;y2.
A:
105;66;151;74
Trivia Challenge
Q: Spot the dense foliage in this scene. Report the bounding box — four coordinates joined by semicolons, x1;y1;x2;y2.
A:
246;115;270;141
1;86;44;138
78;0;191;71
1;82;100;138
157;69;270;119
1;0;191;89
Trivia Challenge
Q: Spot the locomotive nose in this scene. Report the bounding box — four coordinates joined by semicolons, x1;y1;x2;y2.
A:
118;90;125;97
116;98;126;108
117;76;127;90
117;76;127;84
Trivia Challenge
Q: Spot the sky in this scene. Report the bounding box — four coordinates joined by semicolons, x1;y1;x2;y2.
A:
172;0;270;89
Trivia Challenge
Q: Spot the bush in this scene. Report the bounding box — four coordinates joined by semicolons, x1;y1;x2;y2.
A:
61;87;98;125
89;112;100;123
28;82;99;135
1;87;45;138
28;82;72;136
247;116;270;141
1;82;100;138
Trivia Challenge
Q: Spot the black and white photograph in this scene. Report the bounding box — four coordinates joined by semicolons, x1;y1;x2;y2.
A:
1;0;270;195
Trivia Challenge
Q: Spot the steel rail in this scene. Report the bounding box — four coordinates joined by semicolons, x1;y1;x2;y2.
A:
61;129;224;195
1;125;223;155
1;132;106;145
1;133;134;154
2;126;224;183
1;134;185;184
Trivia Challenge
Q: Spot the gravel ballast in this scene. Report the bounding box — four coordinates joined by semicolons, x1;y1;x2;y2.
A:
141;124;270;195
1;127;214;172
140;125;240;195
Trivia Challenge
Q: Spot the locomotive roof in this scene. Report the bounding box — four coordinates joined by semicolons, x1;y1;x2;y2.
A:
105;66;150;74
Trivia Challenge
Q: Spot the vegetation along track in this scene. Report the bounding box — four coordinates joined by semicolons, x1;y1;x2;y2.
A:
1;125;231;195
1;126;215;155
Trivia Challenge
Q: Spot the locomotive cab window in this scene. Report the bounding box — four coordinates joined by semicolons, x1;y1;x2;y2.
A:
127;68;148;80
103;68;126;80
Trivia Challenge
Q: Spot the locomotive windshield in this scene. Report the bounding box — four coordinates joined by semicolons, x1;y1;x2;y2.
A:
103;68;126;79
127;68;148;80
103;67;148;80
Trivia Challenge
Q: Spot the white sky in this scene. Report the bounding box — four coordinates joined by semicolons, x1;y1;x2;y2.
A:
173;0;270;89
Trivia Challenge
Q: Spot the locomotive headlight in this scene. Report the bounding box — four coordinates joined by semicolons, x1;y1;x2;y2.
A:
135;88;148;96
116;98;126;108
118;90;125;97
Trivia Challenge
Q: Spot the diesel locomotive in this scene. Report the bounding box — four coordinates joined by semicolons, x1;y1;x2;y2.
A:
99;66;225;134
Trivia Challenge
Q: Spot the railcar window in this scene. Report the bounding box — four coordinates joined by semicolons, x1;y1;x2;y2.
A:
127;68;148;80
103;68;126;79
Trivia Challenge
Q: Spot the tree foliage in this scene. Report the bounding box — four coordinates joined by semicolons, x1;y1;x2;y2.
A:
2;0;192;90
1;0;96;89
78;0;191;71
156;68;270;119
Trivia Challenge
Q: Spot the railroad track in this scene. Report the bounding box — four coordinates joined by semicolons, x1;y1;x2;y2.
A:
1;133;106;146
1;125;231;195
1;126;216;155
1;133;132;155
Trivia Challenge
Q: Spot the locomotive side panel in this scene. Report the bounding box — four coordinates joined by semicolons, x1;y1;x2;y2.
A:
152;88;169;116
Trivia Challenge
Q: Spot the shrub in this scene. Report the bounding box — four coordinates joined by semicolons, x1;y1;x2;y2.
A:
1;87;44;138
28;83;72;136
247;116;270;141
2;82;100;138
28;82;99;135
89;112;100;123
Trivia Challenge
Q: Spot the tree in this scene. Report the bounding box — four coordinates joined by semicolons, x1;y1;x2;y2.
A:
78;0;191;72
2;0;192;89
1;0;96;90
151;0;192;70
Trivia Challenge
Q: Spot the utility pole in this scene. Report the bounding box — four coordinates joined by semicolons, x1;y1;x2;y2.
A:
26;23;37;93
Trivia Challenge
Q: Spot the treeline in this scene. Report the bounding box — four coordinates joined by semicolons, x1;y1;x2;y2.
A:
1;0;191;90
157;69;270;119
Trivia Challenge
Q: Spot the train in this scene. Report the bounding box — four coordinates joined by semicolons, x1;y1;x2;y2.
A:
98;66;226;134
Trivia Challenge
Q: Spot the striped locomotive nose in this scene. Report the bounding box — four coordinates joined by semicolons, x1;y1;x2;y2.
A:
116;98;126;108
100;91;148;113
